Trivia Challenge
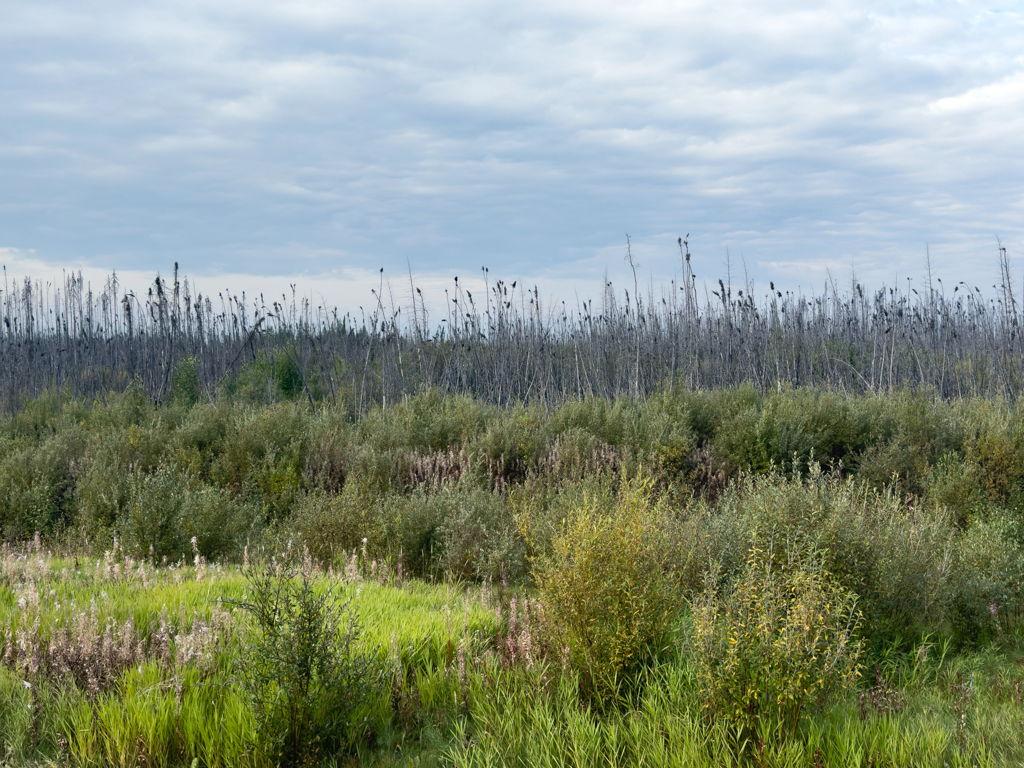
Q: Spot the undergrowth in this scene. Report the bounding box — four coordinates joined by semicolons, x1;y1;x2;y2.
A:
1;388;1023;765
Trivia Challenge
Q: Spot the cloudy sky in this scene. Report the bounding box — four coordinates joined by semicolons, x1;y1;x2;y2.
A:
2;0;1023;307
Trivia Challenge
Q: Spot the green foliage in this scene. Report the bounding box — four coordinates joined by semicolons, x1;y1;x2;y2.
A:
275;348;306;400
687;541;865;735
713;388;869;474
469;403;548;484
433;481;525;581
0;385;1023;657
958;398;1024;511
512;472;620;564
357;390;484;454
289;485;387;565
119;466;255;560
949;510;1024;644
927;453;986;528
234;559;379;767
167;402;231;479
168;355;203;408
292;479;524;581
210;403;308;518
302;411;351;493
114;378;156;427
0;425;85;539
533;475;684;700
672;467;966;644
75;422;168;543
1;529;1023;767
222;351;282;405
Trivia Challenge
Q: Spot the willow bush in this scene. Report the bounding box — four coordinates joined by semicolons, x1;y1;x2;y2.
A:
531;475;684;701
687;541;865;737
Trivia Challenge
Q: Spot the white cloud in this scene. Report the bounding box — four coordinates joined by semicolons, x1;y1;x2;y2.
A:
0;0;1021;304
929;71;1024;114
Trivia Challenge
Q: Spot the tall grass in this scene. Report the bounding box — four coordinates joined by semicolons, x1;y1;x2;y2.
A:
3;538;1022;767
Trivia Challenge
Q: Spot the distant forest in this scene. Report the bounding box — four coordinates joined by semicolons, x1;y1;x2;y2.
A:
3;245;1023;413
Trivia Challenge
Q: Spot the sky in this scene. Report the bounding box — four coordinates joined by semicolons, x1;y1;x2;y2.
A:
2;0;1023;310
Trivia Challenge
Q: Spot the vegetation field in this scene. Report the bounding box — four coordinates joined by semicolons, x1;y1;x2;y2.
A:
0;382;1022;766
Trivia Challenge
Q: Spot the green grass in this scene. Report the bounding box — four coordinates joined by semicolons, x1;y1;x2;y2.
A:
2;387;1024;766
2;545;1022;767
0;548;505;767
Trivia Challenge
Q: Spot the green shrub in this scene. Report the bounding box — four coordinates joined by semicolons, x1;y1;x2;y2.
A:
0;426;86;540
168;402;231;479
290;485;383;565
211;404;307;487
432;482;525;582
685;384;761;444
543;427;617;481
926;453;986;527
233;560;379;767
275;347;306;400
958;398;1024;511
512;472;619;564
119;467;254;560
210;404;308;517
221;351;281;405
948;510;1024;644
293;481;524;581
856;392;963;493
468;404;549;485
533;475;683;701
302;412;351;493
74;423;169;544
684;467;960;644
713;388;868;474
74;452;133;547
687;541;864;736
357;390;484;454
168;355;203;408
108;378;156;428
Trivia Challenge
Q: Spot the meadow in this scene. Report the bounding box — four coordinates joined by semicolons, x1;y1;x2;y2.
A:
1;381;1024;767
3;257;1024;765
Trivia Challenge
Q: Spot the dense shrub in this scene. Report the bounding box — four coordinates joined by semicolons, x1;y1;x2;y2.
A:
292;479;524;582
948;510;1024;643
687;541;864;735
357;390;484;454
958;398;1024;511
0;426;86;539
119;467;255;560
532;475;683;700
926;453;986;527
74;423;168;543
675;467;962;642
167;402;231;479
290;485;387;565
469;404;549;485
168;355;203;408
0;385;1018;656
432;482;525;582
512;472;620;563
302;412;351;493
234;559;380;767
713;388;868;473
